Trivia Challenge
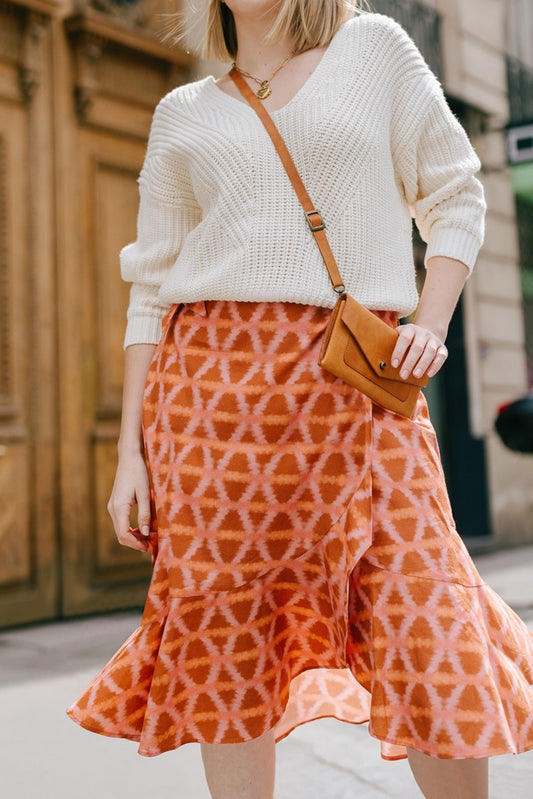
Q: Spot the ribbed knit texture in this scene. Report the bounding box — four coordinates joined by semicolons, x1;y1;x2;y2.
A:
121;12;486;347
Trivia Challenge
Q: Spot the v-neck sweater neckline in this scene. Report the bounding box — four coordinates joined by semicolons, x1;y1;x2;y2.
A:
204;19;348;118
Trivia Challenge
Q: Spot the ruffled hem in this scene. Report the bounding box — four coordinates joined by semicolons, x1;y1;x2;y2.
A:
67;509;533;760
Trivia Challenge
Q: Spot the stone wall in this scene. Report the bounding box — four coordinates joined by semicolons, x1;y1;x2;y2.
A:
434;0;533;543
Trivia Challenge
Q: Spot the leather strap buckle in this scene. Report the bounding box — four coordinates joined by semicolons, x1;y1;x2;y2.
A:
305;209;325;232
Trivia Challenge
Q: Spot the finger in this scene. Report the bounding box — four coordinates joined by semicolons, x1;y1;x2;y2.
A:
426;345;448;378
411;340;440;378
126;527;150;552
117;532;149;553
108;497;149;552
398;335;428;379
391;326;416;368
107;498;132;541
136;490;152;538
113;518;149;552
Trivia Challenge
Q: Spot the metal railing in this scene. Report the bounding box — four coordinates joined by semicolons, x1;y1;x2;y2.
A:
507;58;533;388
506;57;533;125
370;0;443;80
516;198;533;388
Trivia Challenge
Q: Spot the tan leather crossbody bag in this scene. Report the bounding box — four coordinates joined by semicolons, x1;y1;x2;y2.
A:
230;68;428;418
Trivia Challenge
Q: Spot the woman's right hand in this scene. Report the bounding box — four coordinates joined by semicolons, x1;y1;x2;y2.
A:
107;453;152;552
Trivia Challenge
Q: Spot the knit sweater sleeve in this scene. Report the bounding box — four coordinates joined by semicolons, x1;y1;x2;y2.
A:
120;95;202;348
387;17;486;272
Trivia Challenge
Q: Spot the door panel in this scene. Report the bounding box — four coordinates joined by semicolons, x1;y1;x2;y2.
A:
93;161;139;410
0;0;192;627
0;113;30;590
0;74;58;626
60;131;154;615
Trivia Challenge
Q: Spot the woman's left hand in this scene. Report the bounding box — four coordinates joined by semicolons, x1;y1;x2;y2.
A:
391;323;448;380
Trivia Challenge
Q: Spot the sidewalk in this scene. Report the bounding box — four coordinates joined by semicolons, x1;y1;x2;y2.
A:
1;546;533;799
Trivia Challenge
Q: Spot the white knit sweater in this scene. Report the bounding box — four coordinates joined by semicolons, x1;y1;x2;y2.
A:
121;12;486;347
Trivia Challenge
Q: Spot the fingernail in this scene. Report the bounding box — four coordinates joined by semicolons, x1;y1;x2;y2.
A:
141;525;150;537
414;369;422;377
401;370;408;379
392;359;399;368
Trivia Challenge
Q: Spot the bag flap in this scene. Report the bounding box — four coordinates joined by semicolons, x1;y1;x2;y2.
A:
340;295;428;388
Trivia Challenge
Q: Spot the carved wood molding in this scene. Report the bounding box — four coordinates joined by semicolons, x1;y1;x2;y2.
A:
19;10;49;101
0;1;54;102
70;30;105;120
0;134;10;411
65;7;194;122
1;0;57;15
83;0;148;29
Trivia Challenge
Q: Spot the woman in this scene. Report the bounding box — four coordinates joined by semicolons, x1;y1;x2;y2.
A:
67;1;533;797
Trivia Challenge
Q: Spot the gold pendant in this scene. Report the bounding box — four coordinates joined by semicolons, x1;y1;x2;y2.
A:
257;82;272;100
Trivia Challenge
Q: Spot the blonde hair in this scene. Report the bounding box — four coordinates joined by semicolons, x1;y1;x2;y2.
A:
199;1;369;61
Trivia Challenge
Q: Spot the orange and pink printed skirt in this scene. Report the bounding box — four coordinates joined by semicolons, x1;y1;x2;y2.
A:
68;300;533;760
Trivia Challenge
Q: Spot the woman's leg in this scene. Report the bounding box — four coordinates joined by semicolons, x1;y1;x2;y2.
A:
201;729;276;799
407;749;489;799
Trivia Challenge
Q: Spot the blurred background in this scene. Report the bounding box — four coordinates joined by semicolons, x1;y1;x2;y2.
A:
0;0;532;631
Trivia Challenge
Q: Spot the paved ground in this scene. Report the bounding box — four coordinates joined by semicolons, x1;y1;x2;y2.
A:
1;545;533;799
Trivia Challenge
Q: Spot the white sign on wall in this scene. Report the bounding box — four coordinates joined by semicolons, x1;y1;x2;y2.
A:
507;123;533;164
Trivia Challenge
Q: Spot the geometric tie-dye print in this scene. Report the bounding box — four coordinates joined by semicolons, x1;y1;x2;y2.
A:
67;300;533;760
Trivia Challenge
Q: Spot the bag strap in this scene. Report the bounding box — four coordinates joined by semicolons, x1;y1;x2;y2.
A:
229;67;345;296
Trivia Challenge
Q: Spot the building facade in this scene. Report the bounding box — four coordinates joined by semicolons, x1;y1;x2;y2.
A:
370;0;533;546
0;0;531;628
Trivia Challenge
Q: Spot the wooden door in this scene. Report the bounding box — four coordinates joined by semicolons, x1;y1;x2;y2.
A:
58;129;155;616
56;13;193;617
0;0;59;627
0;0;192;627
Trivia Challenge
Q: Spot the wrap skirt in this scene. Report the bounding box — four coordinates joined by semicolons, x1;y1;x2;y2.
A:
67;299;533;761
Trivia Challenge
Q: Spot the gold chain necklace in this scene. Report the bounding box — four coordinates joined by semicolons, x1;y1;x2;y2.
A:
231;53;295;100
